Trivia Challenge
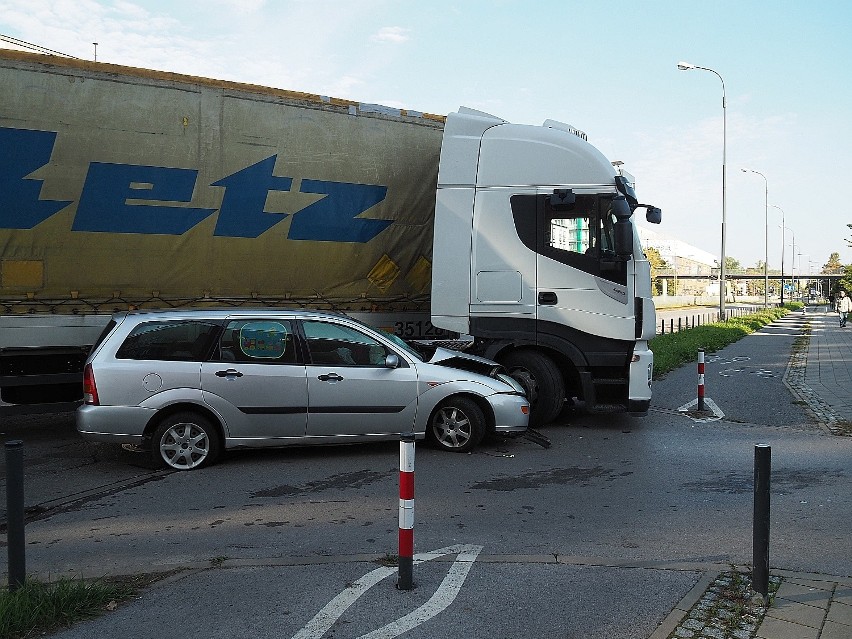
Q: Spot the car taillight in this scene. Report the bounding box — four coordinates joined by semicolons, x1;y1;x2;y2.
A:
83;363;99;405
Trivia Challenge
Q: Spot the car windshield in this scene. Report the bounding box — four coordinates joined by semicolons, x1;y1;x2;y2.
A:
381;330;424;361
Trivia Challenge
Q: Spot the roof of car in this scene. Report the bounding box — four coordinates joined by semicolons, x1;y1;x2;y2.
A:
119;308;352;321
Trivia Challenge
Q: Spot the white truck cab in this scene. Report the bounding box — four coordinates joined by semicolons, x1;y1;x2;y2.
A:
432;108;661;424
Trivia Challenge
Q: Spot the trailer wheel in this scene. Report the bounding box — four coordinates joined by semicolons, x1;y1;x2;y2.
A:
152;412;221;470
502;351;564;426
427;397;485;453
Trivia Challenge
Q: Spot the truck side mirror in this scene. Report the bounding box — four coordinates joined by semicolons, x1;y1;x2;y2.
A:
610;196;632;220
645;206;662;224
614;219;633;258
609;196;633;258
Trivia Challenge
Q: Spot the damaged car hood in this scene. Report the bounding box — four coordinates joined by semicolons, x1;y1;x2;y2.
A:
428;347;503;378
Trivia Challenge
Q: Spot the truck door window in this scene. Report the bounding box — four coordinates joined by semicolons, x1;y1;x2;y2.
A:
510;194;627;285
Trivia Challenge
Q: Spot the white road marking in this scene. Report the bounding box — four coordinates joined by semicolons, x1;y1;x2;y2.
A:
291;565;396;639
677;397;724;422
358;545;482;639
291;544;483;639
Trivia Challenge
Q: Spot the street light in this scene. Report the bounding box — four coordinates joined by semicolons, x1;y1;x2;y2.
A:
678;61;727;319
770;205;786;305
797;251;807;301
741;168;769;307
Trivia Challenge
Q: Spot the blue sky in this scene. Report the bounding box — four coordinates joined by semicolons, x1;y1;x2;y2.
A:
2;0;850;272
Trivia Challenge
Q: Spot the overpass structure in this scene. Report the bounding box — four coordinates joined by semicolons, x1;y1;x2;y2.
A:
653;269;846;300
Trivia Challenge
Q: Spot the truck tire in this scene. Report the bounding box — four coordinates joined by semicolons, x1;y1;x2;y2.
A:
427;397;486;453
152;412;221;470
502;351;564;426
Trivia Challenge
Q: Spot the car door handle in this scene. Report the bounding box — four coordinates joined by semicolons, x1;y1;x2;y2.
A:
317;373;344;382
538;291;558;305
215;369;243;378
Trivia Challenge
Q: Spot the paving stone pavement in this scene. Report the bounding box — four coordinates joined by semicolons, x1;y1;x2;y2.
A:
657;307;852;639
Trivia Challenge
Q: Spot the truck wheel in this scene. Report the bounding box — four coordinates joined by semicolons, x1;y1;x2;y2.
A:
152;412;221;470
502;351;564;426
427;397;485;453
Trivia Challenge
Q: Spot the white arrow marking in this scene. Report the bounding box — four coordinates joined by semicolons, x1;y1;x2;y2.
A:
677;397;724;422
292;544;483;639
358;545;482;639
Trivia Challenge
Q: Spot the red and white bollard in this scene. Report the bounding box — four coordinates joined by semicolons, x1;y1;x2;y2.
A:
397;433;416;590
697;349;706;411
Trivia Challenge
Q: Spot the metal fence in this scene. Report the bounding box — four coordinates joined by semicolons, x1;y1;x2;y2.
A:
658;306;756;335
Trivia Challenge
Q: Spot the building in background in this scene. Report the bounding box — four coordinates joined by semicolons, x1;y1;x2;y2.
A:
637;226;717;297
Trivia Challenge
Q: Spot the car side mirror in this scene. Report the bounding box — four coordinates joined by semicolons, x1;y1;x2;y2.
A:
385;354;400;369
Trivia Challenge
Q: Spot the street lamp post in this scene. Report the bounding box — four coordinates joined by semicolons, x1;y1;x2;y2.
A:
742;168;769;307
770;205;786;305
678;61;727;319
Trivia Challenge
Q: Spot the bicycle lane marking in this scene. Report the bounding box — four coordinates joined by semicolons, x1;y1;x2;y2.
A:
292;544;484;639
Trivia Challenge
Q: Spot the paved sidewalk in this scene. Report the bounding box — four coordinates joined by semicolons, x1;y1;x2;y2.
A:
785;305;852;431
660;307;852;639
760;308;852;638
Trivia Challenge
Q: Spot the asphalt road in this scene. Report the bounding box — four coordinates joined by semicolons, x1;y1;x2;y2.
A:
1;314;850;638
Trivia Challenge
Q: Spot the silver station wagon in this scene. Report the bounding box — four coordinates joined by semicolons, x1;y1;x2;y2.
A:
77;309;529;470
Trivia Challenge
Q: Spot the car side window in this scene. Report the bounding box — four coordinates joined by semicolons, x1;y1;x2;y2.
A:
116;321;220;361
216;320;297;364
301;320;390;367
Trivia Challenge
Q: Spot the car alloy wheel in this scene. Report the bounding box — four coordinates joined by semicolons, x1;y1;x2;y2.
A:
427;397;485;453
152;412;221;470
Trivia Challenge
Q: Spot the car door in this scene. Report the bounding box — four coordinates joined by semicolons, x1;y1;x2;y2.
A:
200;318;308;440
300;319;419;437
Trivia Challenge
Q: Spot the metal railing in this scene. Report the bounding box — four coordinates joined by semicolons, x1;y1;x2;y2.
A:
658;306;755;335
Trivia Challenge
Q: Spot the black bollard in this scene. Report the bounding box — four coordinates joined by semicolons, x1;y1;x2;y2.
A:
752;444;771;601
6;440;26;591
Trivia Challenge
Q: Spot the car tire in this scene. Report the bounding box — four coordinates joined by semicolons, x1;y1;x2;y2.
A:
427;397;485;453
152;412;221;470
502;350;564;427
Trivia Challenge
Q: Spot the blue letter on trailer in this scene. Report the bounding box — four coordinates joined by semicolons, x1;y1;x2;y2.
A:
73;163;216;234
0;127;71;229
212;156;293;238
288;180;391;242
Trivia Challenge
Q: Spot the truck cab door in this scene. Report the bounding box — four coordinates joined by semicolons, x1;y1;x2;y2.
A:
531;192;635;341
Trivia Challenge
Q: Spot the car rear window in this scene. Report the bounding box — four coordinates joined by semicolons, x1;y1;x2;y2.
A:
116;321;220;361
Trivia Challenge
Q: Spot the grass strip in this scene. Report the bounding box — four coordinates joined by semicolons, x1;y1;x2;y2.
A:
651;303;801;377
0;577;135;639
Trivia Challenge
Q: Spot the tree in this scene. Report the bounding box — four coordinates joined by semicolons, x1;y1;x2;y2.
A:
837;264;852;295
720;256;742;272
645;247;670;295
645;247;667;271
823;252;843;273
